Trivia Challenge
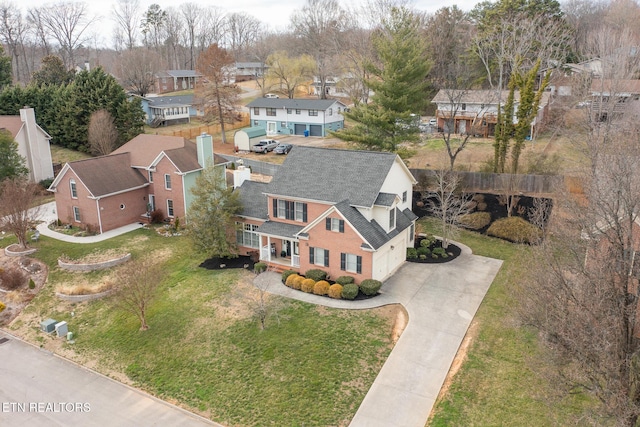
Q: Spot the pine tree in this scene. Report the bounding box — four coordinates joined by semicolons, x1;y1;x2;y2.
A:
0;130;28;181
335;7;430;153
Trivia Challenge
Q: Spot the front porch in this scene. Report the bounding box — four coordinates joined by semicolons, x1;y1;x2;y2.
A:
255;221;305;271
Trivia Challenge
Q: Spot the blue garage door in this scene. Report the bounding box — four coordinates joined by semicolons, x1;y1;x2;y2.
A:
294;124;306;135
309;125;323;136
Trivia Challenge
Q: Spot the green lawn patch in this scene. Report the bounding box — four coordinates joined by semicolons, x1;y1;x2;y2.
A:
8;229;394;426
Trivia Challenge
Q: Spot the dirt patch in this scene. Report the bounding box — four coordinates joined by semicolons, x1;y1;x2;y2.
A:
429;319;479;422
0;252;48;326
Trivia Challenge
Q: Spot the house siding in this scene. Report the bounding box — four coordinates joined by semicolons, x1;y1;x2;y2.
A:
152;157;185;220
250;104;344;137
371;233;408;281
54;170;100;231
97;188;148;232
302;212;373;283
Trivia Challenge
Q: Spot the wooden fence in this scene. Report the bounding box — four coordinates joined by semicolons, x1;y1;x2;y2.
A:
166;113;250;139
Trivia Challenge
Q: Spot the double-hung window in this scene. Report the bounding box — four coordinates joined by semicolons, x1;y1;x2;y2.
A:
274;199;307;222
309;247;329;267
308;110;318;116
72;206;81;222
164;174;172;190
389;208;396;230
341;253;362;274
236;222;260;248
326;217;344;232
167;199;174;217
70;179;77;198
253;107;260;115
266;107;276;116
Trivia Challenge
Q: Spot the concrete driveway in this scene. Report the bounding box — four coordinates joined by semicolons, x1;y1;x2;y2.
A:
257;241;503;427
0;331;219;427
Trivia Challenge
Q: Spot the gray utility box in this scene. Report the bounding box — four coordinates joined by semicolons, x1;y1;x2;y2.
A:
55;321;68;337
40;318;57;333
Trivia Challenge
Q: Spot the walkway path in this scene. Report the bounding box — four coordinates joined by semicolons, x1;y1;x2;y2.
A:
256;243;503;427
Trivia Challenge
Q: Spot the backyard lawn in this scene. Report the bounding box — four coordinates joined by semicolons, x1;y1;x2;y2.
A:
3;229;396;426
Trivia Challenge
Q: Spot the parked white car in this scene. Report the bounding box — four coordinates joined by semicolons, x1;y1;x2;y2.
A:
251;139;279;153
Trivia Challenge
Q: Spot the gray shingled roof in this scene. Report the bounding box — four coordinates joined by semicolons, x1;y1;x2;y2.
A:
335;201;415;250
246;98;342;110
164;143;202;173
374;193;396;207
146;95;193;108
166;70;202;78
237;181;268;220
267;146;398;208
257;221;305;238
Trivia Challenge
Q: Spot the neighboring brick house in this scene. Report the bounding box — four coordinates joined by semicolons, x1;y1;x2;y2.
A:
0;107;54;183
246;98;346;137
235;146;417;283
154;70;202;94
49;133;226;233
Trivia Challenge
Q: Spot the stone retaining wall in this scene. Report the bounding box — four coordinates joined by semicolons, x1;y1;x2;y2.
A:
58;253;131;272
55;289;113;302
4;245;37;257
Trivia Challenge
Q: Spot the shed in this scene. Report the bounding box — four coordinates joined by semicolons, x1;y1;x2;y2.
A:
234;126;267;151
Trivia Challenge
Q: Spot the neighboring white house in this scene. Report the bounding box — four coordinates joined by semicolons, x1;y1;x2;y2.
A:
431;89;551;138
0;107;54;183
246;98;346;137
234;126;267;152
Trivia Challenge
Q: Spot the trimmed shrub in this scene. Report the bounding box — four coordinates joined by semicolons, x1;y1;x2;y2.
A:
406;248;418;259
419;254;427;260
417;246;431;257
253;262;267;274
0;300;4;313
28;278;35;289
304;269;327;282
0;268;26;290
336;275;354;286
285;273;301;287
313;280;331;296
150;209;165;224
432;247;448;258
459;212;492;230
487;216;543;244
281;270;297;284
342;283;359;300
301;278;316;293
420;234;436;248
360;279;382;296
328;284;343;299
292;275;305;290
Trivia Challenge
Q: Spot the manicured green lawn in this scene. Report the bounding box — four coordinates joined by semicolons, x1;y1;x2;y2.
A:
4;229;394;426
49;144;93;164
420;218;595;426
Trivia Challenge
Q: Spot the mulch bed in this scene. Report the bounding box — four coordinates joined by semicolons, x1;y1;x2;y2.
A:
408;236;462;264
199;255;256;270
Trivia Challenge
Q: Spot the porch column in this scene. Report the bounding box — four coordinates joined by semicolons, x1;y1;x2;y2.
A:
267;235;271;262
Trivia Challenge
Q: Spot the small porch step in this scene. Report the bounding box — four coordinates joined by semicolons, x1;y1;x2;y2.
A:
265;262;297;275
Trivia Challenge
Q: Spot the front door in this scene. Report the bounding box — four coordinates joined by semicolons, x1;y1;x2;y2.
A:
283;240;291;257
148;194;155;212
267;121;277;135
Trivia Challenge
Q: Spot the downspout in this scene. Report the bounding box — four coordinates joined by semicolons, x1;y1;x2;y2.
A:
96;198;103;234
182;173;188;223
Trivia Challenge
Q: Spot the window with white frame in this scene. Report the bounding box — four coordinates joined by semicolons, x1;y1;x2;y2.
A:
253;120;258;126
70;179;77;198
308;110;318;116
148;171;154;182
403;191;407;203
326;217;344;232
295;109;301;115
389;208;396;230
274;199;307;222
167;199;174;217
73;206;81;222
253;107;260;115
294;202;305;222
341;253;362;274
309;247;329;267
164;174;172;190
236;222;260;248
409;223;415;242
287;108;292;114
328;108;332;116
266;107;276;116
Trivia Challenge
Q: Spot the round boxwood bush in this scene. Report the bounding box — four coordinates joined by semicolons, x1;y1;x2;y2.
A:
487;216;542;244
304;269;327;282
282;269;298;283
292;275;305;290
406;248;418;259
360;279;382;296
328;284;343;299
342;283;359;300
336;275;354;285
313;280;330;296
432;247;448;259
253;262;267;274
285;273;301;288
459;212;492;230
301;278;316;293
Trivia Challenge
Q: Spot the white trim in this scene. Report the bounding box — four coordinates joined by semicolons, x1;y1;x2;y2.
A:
96;199;103;234
49;164;96;198
88;183;150;200
164;173;172;190
167;199;174;217
298;205;373;249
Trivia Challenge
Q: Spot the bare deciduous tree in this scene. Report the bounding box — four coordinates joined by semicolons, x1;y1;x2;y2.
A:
0;2;30;83
112;0;140;51
0;178;41;249
265;51;315;99
428;169;472;249
88;109;118;156
112;257;164;331
225;12;260;59
37;2;97;69
196;44;241;144
115;47;163;96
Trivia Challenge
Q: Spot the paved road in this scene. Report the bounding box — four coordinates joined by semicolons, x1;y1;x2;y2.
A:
257;242;503;427
0;330;219;427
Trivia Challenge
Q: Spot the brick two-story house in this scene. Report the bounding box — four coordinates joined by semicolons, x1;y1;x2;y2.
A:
246;98;346;137
49;133;226;233
235;146;417;283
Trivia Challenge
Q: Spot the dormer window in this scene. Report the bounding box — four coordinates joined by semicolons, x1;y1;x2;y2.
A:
389;208;396;230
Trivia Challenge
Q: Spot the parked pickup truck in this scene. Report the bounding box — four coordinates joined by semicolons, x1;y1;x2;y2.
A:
251;139;279;153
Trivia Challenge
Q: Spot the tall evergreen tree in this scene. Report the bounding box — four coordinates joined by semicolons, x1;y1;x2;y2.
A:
334;7;430;153
31;55;74;86
0;130;28;181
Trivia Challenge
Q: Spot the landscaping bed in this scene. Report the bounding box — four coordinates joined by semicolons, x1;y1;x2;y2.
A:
407;234;461;263
199;255;256;270
0;252;47;325
279;268;382;300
